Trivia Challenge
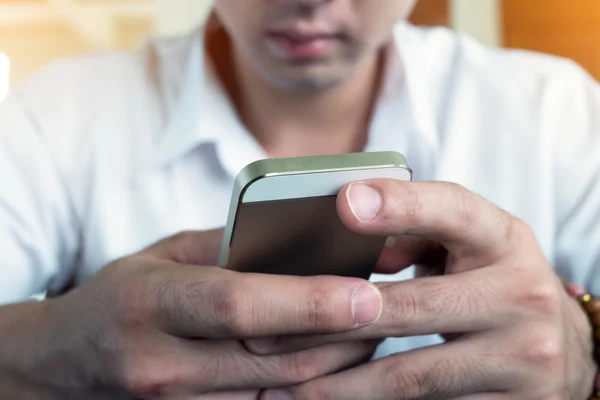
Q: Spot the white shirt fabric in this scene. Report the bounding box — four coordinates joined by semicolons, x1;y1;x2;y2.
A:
1;21;600;357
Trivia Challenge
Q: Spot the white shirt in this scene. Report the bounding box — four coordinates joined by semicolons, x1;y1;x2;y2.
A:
1;21;600;357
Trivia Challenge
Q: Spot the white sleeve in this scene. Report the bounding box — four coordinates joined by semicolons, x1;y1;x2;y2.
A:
549;61;600;295
0;92;79;305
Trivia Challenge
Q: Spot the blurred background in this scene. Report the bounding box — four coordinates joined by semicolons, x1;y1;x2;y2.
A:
0;0;598;99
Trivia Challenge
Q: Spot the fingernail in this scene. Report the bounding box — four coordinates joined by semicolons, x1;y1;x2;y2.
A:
264;389;293;400
352;284;382;327
245;337;278;352
347;183;382;221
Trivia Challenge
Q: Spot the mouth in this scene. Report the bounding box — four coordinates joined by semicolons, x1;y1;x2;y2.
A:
266;29;343;60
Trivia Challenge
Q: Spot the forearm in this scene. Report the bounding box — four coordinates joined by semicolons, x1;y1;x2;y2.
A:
0;300;123;400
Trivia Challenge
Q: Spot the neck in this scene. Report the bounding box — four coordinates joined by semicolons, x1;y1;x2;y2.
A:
209;28;386;158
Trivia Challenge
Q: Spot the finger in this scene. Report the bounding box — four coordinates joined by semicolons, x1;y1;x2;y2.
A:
185;391;258;400
261;337;514;400
375;235;446;275
141;229;225;265
247;269;514;354
149;264;382;338
207;340;378;392
136;338;379;394
338;180;518;264
450;395;510;400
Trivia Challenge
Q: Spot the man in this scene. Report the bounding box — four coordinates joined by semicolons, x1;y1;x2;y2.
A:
1;0;599;398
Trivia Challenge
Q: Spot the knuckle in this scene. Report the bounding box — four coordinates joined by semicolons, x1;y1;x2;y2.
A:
521;327;565;369
212;281;254;335
281;352;322;382
402;186;424;226
125;357;175;398
446;181;467;193
303;284;334;330
385;281;455;333
172;230;193;243
383;182;423;227
381;360;439;399
448;183;478;229
165;278;214;332
381;361;407;397
112;258;158;329
385;285;421;331
505;217;539;251
509;217;535;238
307;387;337;400
171;231;194;256
521;281;563;317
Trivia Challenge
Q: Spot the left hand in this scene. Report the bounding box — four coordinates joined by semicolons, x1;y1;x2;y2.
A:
253;180;596;400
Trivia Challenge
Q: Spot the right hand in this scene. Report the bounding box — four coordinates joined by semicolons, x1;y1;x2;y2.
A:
47;230;383;399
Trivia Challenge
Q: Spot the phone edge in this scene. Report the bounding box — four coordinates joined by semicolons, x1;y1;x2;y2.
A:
218;151;410;267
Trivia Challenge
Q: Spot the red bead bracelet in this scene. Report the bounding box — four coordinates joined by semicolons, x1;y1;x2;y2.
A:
564;282;600;400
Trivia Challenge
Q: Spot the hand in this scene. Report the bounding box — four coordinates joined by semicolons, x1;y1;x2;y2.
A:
256;181;596;400
42;230;383;399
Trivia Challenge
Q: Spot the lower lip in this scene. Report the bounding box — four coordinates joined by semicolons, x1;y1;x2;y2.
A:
268;35;337;60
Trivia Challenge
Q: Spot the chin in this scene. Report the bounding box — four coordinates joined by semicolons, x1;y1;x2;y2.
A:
261;67;348;92
275;76;343;92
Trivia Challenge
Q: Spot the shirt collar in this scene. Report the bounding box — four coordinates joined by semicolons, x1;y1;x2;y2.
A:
147;20;266;178
147;18;441;177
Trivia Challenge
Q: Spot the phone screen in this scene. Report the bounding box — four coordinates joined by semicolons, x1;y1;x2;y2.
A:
225;195;386;279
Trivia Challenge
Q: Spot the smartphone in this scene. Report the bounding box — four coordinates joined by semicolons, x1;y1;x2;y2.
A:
219;151;412;279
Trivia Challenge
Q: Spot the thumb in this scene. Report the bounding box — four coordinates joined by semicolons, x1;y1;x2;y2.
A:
140;229;225;265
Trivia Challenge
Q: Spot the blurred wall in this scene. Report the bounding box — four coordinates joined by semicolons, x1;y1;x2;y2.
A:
0;1;157;84
155;0;503;45
155;0;211;37
0;0;498;88
503;0;600;81
452;0;502;47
